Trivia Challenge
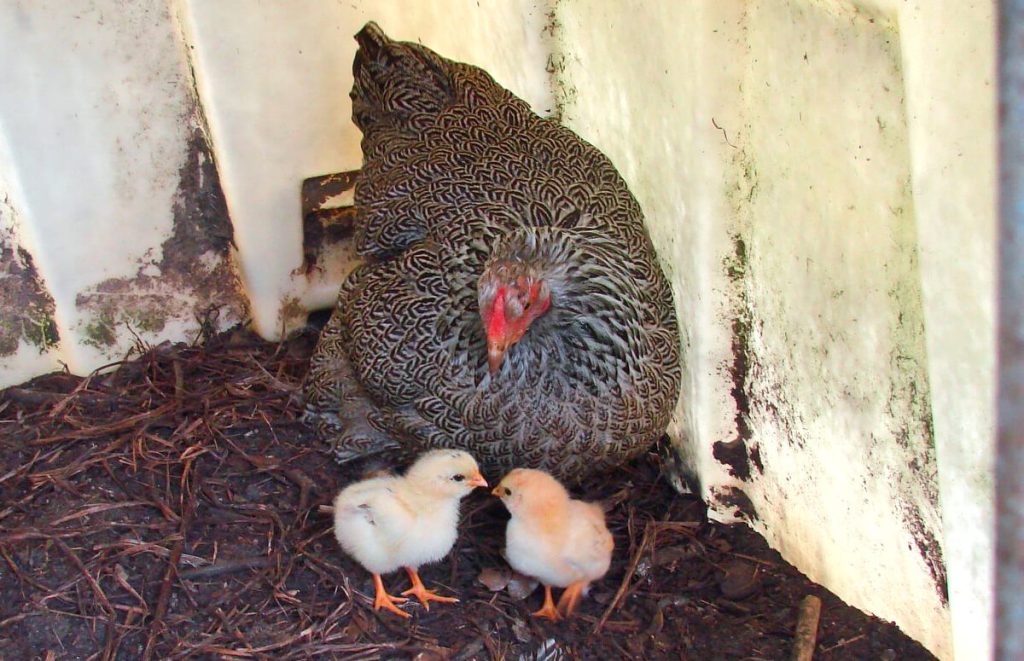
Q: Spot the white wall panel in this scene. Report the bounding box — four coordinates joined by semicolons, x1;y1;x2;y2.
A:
0;144;63;381
551;1;995;658
891;2;997;658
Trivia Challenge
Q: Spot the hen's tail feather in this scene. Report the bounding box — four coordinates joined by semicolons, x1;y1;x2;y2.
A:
353;21;390;64
327;430;400;465
351;21;453;132
303;395;401;463
302;400;399;463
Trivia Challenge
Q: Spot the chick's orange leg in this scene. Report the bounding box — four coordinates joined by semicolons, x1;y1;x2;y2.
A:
531;584;562;621
400;567;459;610
556;581;587;617
372;573;410;618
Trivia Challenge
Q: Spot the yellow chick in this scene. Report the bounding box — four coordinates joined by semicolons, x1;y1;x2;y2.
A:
333;449;487;618
492;468;614;620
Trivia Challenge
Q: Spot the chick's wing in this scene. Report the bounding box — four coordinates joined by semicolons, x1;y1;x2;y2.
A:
563;502;613;576
337;479;418;541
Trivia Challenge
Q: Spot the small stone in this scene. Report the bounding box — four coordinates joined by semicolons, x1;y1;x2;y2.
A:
412;650;447;661
506;571;539;601
511;618;532;643
477;566;511;592
718;560;761;600
652;544;695;568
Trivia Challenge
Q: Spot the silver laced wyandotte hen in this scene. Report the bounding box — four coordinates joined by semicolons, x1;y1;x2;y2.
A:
303;22;681;482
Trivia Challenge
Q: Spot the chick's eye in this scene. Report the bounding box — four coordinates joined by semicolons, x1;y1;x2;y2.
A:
452;474;465;482
504;487;512;496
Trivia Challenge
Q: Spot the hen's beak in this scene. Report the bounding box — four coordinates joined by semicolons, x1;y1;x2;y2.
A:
468;473;488;488
487;340;507;374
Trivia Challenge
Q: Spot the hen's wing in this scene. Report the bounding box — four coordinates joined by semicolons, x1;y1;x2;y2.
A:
304;264;399;462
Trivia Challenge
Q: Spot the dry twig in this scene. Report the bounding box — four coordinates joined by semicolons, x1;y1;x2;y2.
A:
791;594;823;661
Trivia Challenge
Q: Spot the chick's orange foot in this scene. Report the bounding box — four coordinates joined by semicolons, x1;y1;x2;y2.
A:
401;567;459;610
372;573;410;619
532;585;563;621
556;581;587;617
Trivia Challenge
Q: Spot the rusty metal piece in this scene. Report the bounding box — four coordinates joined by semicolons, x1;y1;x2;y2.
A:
301;170;360;217
997;2;1024;658
300;170;360;274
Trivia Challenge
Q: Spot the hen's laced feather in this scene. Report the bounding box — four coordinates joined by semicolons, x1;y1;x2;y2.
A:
304;22;682;480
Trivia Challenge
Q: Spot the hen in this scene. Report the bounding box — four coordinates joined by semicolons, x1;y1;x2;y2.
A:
304;22;681;480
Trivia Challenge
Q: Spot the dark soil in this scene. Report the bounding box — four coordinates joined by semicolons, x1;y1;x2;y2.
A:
0;327;936;660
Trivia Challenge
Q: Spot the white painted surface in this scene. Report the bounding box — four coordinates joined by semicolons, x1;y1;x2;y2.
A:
727;3;949;654
0;160;64;380
890;2;997;658
179;0;555;339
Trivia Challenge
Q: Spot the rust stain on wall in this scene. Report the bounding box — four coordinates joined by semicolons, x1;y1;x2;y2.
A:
711;485;759;523
0;200;59;357
299;170;358;276
716;232;759;481
76;125;246;350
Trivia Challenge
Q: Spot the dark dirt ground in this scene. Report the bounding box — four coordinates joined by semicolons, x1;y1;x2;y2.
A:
0;326;937;660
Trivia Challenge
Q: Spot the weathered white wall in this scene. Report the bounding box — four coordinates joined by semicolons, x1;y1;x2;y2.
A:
0;1;997;659
0;0;246;378
551;1;994;659
0;145;63;380
885;3;997;659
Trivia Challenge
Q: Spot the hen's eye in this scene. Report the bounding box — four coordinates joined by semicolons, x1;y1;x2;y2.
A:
504;487;512;496
452;474;465;482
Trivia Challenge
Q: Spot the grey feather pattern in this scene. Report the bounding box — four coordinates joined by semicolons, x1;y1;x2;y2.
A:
304;22;682;481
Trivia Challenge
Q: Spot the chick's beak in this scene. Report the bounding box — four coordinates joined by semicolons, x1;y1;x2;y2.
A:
490;485;503;497
467;473;488;488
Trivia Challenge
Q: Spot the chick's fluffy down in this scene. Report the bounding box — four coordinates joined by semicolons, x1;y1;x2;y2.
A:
498;468;613;588
507;500;612;588
333;450;482;575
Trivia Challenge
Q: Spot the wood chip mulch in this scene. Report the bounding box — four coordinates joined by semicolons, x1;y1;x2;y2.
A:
0;326;936;660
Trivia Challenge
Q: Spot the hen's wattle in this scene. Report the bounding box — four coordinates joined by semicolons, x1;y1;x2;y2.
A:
304;22;682;480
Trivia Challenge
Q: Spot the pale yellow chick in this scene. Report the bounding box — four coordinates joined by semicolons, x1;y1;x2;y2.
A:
333;449;487;618
492;468;614;620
